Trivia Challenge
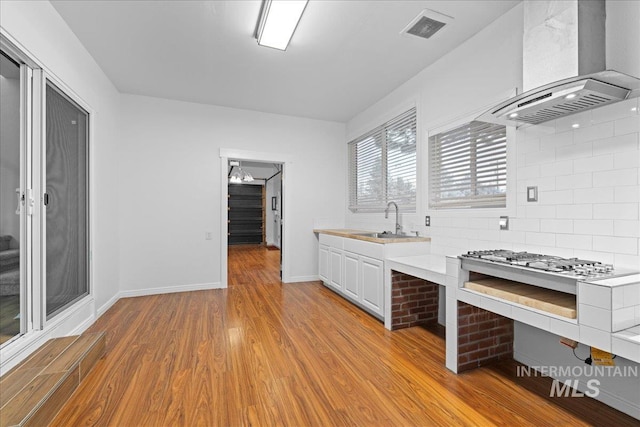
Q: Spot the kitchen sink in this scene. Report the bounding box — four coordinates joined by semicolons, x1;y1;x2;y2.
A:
355;232;414;239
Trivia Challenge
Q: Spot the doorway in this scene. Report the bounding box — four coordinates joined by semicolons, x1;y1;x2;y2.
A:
219;149;292;288
227;160;283;284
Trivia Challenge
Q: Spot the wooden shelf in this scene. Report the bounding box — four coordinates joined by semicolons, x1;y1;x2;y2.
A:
464;278;576;319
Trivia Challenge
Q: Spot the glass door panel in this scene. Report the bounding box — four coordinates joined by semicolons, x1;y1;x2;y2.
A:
45;82;89;319
0;51;24;346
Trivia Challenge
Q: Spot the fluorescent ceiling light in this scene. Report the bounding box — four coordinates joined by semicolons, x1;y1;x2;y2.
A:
256;0;308;50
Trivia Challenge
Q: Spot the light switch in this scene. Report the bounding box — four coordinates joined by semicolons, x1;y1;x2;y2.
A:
425;216;431;226
205;231;213;240
527;186;538;202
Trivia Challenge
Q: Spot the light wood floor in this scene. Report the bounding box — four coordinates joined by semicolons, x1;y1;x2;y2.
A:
51;245;637;426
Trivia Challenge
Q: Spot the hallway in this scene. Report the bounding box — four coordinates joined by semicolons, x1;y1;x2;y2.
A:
228;245;281;286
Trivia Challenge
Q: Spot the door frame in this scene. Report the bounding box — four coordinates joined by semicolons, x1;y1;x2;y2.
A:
219;148;292;287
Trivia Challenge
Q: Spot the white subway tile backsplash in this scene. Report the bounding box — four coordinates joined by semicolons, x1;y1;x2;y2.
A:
556;234;592;250
593;168;638;188
526;205;557;219
499;230;526;244
540;219;573;234
557;204;593;219
614;149;640;169
573;155;614;173
539;190;573;205
525;149;555;166
539;132;574;151
593;236;638;255
592;133;638;156
510;218;540;232
556;142;593;160
556;173;592;190
613;220;640;238
593;203;639;220
614;115;640;136
518;164;540;179
573;187;614;204
428;93;638;266
574;121;615;143
614;254;640;270
525;232;556;247
540;160;573;177
574;250;615;265
573;219;614;236
614;186;640;203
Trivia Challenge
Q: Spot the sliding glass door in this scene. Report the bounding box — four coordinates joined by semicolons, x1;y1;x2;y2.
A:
44;82;89;319
0;51;25;345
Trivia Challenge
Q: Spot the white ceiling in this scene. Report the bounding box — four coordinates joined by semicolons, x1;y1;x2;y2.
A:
51;0;520;122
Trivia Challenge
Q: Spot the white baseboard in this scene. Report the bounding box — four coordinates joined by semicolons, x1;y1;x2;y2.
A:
119;282;223;298
514;351;640;420
286;275;320;283
97;293;121;317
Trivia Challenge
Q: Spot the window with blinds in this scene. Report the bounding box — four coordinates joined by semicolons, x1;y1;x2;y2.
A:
429;120;507;209
349;108;417;212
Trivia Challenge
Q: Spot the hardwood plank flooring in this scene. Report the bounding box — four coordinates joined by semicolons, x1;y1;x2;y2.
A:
51;245;637;426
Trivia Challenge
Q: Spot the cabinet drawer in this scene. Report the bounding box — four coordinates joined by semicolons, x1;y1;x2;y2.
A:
319;233;344;249
343;238;384;260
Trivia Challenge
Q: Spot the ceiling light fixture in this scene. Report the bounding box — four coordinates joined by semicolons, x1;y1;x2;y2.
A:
256;0;308;51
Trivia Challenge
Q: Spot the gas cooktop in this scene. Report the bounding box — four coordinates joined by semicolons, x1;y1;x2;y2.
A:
460;249;614;277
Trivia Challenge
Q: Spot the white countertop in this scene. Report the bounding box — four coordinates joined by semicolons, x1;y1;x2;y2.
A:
386;254;447;285
586;273;640;288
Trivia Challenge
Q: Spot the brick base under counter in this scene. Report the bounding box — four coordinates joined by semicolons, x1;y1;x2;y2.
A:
390;271;439;330
457;301;514;372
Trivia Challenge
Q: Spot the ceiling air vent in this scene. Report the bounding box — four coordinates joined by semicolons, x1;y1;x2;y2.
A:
401;9;453;40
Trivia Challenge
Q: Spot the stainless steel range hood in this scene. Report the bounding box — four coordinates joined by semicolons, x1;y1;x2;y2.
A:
479;0;640;127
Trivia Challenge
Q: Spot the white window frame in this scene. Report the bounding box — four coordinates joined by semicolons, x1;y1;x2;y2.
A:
428;117;509;210
348;107;417;213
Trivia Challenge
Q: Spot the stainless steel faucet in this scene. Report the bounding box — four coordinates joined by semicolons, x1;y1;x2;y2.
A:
384;201;401;235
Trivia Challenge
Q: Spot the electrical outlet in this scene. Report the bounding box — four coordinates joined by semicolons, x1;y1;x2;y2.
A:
527;186;538;202
425;216;431;227
205;231;213;240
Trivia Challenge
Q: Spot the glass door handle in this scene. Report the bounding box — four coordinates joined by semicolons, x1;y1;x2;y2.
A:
43;193;50;206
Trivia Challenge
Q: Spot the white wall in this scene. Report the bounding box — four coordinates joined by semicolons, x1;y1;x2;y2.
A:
0;75;20;246
266;171;282;247
345;0;639;416
118;94;345;293
0;0;121;314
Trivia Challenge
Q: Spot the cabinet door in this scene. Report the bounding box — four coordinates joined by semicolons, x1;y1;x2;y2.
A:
319;244;330;283
360;256;384;315
343;251;360;300
328;248;343;291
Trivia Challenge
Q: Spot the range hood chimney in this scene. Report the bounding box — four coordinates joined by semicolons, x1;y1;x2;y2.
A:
479;0;640;127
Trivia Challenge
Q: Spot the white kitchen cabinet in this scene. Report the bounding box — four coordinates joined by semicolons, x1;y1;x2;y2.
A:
360;255;384;315
319;244;329;283
317;231;430;321
329;248;343;292
343;251;360;301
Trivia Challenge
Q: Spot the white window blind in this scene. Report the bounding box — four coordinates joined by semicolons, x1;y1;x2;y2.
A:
429;120;507;209
349;108;416;212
